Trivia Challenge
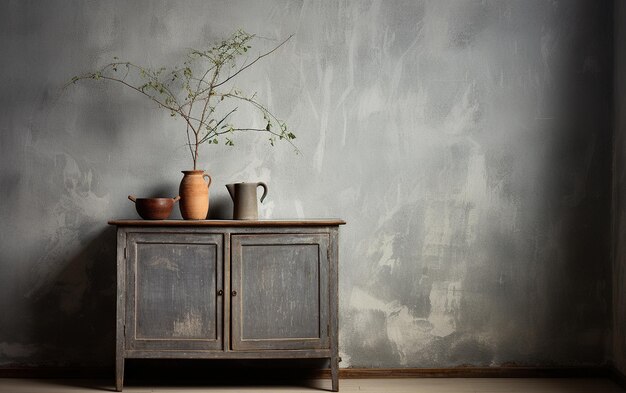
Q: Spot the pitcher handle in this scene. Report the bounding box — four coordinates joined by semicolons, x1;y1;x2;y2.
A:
257;182;268;203
128;195;137;203
203;174;212;188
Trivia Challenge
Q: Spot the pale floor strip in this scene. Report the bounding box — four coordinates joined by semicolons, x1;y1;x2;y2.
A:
0;378;623;393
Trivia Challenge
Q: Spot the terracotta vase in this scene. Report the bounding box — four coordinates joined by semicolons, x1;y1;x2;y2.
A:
179;170;212;220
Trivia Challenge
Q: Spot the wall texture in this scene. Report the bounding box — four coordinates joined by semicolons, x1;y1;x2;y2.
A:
0;0;613;368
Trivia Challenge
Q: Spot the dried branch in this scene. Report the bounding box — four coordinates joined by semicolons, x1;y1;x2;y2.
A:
66;29;297;169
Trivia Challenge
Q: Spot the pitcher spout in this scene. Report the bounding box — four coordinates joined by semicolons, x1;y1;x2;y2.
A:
225;184;236;201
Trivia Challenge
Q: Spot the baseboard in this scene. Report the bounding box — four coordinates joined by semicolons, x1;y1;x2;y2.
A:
0;365;611;379
335;366;610;378
0;367;111;378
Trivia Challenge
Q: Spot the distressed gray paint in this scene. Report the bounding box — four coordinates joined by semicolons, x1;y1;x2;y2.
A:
232;234;329;349
0;0;613;369
240;244;320;340
126;232;223;351
135;242;217;340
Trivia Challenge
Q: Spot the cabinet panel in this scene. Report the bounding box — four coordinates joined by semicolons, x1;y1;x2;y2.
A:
231;234;329;350
126;233;223;351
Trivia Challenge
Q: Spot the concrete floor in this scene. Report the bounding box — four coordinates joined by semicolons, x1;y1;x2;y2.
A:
0;378;623;393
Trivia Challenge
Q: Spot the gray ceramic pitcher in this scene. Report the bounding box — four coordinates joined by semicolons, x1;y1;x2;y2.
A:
226;182;268;220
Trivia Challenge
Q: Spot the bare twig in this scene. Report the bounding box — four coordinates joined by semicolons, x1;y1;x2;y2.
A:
213;34;293;89
67;30;297;168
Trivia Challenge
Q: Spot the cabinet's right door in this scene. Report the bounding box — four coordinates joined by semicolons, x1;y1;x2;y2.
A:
231;233;329;350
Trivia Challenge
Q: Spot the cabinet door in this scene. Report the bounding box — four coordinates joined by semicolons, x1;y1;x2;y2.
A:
126;232;223;351
231;234;329;350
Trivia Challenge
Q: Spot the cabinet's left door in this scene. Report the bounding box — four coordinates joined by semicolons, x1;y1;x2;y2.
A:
125;232;223;351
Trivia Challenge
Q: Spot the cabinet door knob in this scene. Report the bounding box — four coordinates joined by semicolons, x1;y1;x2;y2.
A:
232;290;237;297
217;290;223;296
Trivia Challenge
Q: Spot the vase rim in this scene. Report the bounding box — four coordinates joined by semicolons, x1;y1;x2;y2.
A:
181;170;206;174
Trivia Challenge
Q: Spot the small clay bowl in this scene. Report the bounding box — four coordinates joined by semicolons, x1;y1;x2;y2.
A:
128;195;180;220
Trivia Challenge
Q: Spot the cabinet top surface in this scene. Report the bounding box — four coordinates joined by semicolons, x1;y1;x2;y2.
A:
108;219;346;227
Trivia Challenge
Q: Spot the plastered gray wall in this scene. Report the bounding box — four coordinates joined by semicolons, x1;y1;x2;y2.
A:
0;0;613;368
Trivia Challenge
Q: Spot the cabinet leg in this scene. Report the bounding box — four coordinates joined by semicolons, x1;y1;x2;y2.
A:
331;356;339;392
115;355;124;392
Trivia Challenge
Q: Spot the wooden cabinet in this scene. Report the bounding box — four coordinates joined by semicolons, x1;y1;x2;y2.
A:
109;220;345;392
